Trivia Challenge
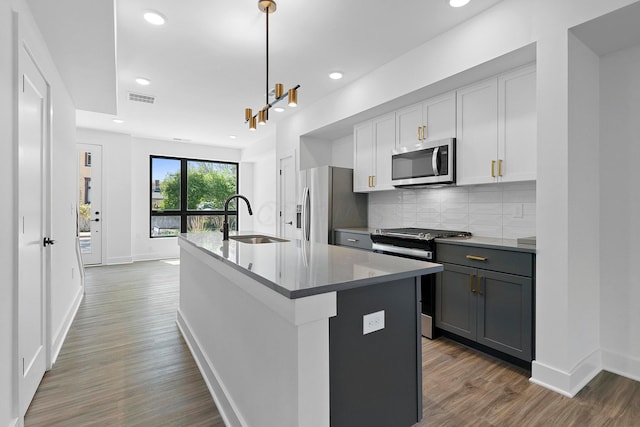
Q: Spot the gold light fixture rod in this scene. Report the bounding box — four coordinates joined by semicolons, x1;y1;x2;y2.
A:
258;0;277;13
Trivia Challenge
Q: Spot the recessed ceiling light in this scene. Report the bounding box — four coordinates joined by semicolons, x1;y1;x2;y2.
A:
449;0;471;7
135;77;151;86
329;71;343;80
112;119;124;124
229;135;237;139
144;11;166;26
273;107;285;113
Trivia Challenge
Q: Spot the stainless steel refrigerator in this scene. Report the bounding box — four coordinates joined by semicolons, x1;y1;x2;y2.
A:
298;166;368;244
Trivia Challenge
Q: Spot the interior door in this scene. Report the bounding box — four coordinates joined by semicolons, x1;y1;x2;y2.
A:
279;152;296;239
78;144;102;265
18;46;49;417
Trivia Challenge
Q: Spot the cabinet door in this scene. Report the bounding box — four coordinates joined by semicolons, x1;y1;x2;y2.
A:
456;78;498;185
372;113;396;191
476;270;532;361
435;264;477;341
423;92;456;143
353;121;374;192
395;103;423;150
498;65;536;182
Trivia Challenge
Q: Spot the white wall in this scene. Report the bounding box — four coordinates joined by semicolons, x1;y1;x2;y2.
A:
131;136;242;261
1;2;16;425
600;43;640;381
242;135;277;235
2;0;82;424
369;182;536;239
276;0;640;396
330;135;353;169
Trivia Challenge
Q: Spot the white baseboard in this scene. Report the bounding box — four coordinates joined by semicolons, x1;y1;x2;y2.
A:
132;252;179;262
105;256;133;265
176;310;246;427
602;349;640;383
530;349;602;397
51;286;84;365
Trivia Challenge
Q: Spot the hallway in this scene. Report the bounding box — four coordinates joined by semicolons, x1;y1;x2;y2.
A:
25;260;223;426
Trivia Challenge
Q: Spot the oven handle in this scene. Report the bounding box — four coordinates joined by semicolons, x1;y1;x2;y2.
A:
372;243;433;260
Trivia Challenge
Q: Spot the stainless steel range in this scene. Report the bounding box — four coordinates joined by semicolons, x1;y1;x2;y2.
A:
370;228;471;339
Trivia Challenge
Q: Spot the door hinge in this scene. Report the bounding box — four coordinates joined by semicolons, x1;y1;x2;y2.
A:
279;211;282;217
279;169;282;175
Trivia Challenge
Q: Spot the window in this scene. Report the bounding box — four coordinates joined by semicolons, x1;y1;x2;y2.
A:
150;156;239;238
84;177;91;204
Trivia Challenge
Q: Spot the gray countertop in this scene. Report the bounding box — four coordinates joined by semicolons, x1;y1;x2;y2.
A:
435;236;536;253
179;231;443;299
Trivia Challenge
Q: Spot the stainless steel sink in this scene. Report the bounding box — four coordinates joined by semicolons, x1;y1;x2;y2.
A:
229;235;289;244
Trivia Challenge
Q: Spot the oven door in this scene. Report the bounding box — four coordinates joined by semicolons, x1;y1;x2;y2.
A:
372;242;436;339
391;138;455;187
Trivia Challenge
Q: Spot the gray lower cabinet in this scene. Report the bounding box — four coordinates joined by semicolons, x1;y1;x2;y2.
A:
435;243;534;362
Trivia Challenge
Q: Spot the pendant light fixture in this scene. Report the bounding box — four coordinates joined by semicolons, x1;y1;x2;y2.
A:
245;0;300;131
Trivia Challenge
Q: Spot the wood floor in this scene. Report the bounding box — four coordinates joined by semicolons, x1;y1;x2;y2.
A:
417;338;640;427
25;260;224;426
26;260;639;426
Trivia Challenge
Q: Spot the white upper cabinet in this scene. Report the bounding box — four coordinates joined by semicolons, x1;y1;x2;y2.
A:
396;91;456;150
456;64;536;185
498;65;537;182
456;77;499;185
353;121;374;192
353;113;395;192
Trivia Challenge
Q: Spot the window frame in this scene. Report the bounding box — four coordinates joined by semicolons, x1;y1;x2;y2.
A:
149;155;240;238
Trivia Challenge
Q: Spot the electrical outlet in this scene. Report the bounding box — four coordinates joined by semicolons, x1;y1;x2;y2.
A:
363;310;385;335
513;203;524;218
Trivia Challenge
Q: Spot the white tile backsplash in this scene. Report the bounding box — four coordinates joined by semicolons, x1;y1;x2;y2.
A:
368;181;536;239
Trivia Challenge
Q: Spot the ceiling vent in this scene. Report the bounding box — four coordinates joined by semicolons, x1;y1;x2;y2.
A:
128;92;155;104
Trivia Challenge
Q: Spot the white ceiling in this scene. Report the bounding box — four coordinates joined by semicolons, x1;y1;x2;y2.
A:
28;0;505;149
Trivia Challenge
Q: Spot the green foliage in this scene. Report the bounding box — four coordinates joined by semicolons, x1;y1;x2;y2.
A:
79;203;91;219
157;162;237;212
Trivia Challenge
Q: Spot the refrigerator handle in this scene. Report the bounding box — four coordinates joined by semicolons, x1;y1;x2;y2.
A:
302;187;311;241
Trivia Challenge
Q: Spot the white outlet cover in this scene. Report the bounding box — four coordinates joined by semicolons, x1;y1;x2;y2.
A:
363;310;385;335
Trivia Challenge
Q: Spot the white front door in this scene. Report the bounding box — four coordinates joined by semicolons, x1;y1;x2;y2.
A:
279;152;296;239
78;144;102;265
18;46;49;417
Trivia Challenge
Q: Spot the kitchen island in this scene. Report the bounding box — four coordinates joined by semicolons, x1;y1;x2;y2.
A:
177;231;442;427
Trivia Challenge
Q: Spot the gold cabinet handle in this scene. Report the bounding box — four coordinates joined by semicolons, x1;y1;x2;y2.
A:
477;276;483;295
469;274;476;293
372;175;375;187
466;255;487;261
422;125;427;140
368;176;372;187
498;159;503;177
491;160;496;177
417;127;422;141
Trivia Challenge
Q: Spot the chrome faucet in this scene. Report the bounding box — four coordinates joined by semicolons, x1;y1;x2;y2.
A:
223;194;253;240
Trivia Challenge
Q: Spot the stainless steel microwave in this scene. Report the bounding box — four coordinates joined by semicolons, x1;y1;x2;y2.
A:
391;138;456;187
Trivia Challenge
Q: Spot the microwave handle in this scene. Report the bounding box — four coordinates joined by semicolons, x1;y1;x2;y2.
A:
432;146;440;176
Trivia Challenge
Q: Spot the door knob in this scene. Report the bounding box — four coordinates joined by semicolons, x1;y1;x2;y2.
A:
285;221;293;225
43;237;56;247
